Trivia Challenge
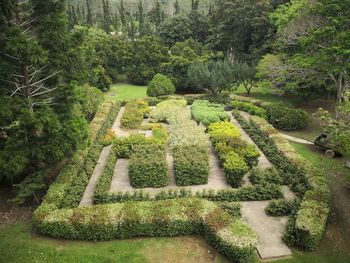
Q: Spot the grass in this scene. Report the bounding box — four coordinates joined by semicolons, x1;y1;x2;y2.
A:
0;223;229;263
105;83;147;101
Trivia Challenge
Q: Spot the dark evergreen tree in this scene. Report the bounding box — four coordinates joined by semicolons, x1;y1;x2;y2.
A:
86;0;93;26
174;0;180;15
138;0;145;36
119;0;126;28
102;0;111;32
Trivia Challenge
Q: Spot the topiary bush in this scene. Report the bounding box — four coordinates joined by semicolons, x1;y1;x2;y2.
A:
147;73;175;97
129;144;168;188
266;104;309;131
231;101;267;119
223;152;249;187
191;100;230;126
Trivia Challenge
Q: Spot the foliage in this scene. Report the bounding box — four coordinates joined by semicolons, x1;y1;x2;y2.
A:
266;104;310;131
250;167;283;186
34;198;257;263
191;100;230;126
265;199;298;216
120;99;150;129
129;144;168;188
126;36;169;85
158;14;192;45
101;129;116;146
233;112;329;251
147;73;175;97
231;101;267;119
208;121;240;144
232;62;258;95
209;0;274;62
188;60;237;95
218;202;241;217
223;152;249;187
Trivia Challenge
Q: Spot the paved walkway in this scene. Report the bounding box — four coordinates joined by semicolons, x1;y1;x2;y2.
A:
109;145;231;194
111;106;129;137
79;145;112;207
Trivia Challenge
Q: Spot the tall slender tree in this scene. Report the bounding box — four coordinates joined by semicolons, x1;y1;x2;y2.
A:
174;0;180;14
119;0;126;28
86;0;93;26
138;0;145;36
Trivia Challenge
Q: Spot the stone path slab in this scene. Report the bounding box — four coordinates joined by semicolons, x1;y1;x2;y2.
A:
79;145;112;207
280;133;314;145
241;201;292;259
111;106;129;137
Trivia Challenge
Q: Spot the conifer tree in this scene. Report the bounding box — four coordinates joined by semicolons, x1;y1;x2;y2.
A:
119;0;126;28
138;0;145;36
174;0;180;15
86;0;93;26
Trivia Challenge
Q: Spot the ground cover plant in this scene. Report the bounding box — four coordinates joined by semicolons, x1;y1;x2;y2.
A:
191;100;230;126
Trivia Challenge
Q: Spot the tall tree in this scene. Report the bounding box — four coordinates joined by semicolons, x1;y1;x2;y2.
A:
174;0;180;14
86;0;93;26
102;0;111;32
137;0;145;36
119;0;126;28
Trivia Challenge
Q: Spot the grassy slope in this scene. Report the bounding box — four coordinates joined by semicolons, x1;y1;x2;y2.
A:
105;83;147;101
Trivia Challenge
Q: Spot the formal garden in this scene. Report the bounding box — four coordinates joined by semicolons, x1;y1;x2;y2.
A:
1;0;349;263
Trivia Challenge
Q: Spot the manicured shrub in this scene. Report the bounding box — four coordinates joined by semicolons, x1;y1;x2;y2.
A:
218;202;241;217
266;104;309;131
147;73;175;97
227;137;260;166
233;112;329;251
129;144;168;188
265;199;298;216
223;152;249;187
121;99;150;129
101;129;116;146
231;101;267;118
250;167;283;185
208;121;240;144
174;146;209;186
191;100;230;126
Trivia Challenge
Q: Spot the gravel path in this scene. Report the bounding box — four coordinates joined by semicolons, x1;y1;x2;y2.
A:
79;145;112;207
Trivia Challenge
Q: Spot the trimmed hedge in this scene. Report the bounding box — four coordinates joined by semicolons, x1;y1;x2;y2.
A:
35;198;257;263
151;99;210;186
231;101;267;119
191;100;230;126
208;121;240;144
129;144;168;188
223;152;249;187
250;167;283;186
266;104;310;131
121;99;150;129
265;199;298;217
233;111;329;251
173;146;209;186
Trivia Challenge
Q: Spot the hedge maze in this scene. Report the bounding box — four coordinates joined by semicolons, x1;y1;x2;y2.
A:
33;96;329;262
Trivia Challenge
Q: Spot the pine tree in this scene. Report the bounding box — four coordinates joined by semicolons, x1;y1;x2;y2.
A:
138;0;145;36
71;5;78;28
127;16;136;39
191;0;199;11
102;0;111;32
86;0;93;26
154;0;161;27
77;4;82;23
174;0;180;15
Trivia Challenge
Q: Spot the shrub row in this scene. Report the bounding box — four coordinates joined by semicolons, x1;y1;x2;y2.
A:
208;121;260;187
265;199;299;217
191;100;230;126
231;100;268;119
151;100;211;186
230;95;309;131
120;99;150;129
129;144;168;188
35;198;257;263
33;101;121;226
95;184;283;204
249;167;283;186
233;111;329;251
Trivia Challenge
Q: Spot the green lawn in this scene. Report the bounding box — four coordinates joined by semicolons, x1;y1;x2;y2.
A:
105;83;147;101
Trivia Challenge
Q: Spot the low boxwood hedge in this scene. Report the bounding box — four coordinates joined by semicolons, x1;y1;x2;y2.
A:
265;199;299;217
231;101;267;119
121;99;150;129
173;146;209;186
35;198;257;263
129;144;168;188
191;100;230;127
208;121;240;144
223;152;249;187
233;111;329;251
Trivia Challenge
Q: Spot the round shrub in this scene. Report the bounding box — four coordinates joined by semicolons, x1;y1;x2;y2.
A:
266;105;310;131
147;73;176;97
